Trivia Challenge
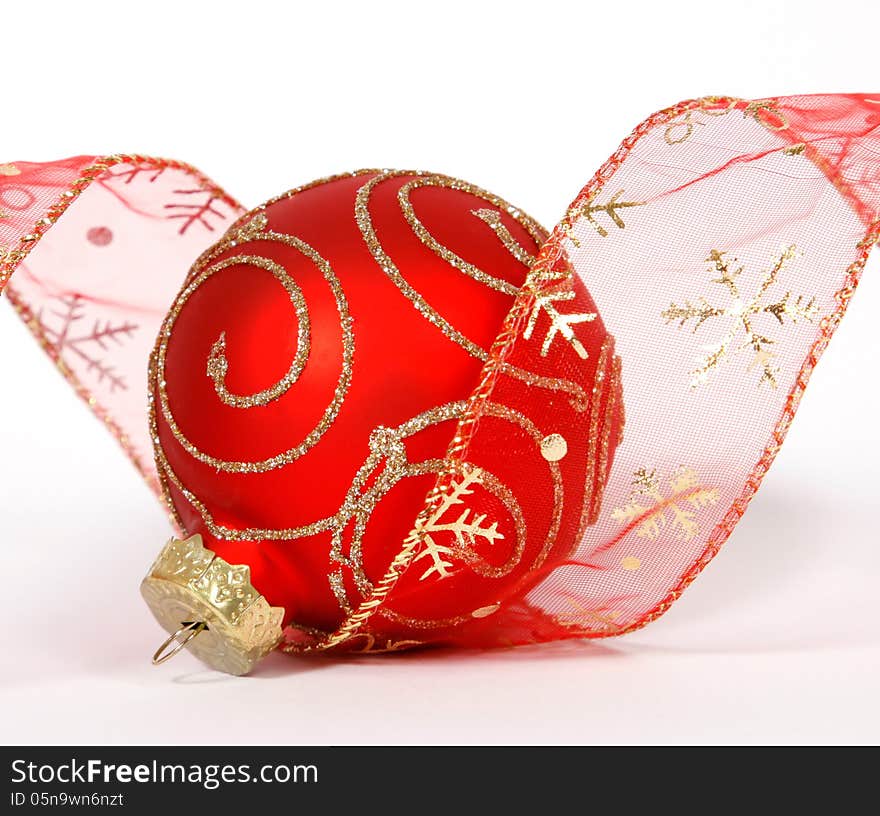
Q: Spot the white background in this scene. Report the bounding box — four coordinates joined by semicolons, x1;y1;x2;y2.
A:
2;0;878;745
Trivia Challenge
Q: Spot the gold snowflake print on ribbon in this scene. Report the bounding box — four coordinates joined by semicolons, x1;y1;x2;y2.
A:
743;98;789;131
611;467;719;542
0;163;21;219
664;99;737;145
409;466;504;581
564;189;645;246
523;260;597;359
662;245;818;388
556;600;623;634
663;97;788;145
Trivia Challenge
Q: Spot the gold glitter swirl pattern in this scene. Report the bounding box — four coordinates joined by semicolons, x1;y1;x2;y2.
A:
594;353;622;523
372;401;565;631
328;571;352;614
571;337;623;544
471;208;539;267
156;390;560;632
397;176;539;294
377;601;471;631
336;399;563;584
355;170;589;410
480;401;564;572
355;171;517;360
153;230;354;473
151;424;337;542
204;256;311;409
153;402;470;544
577;338;614;539
332;402;469;585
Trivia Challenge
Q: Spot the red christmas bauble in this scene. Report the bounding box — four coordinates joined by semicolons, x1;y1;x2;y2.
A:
146;170;622;667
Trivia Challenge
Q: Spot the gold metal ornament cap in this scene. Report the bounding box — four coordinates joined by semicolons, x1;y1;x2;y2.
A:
140;535;284;676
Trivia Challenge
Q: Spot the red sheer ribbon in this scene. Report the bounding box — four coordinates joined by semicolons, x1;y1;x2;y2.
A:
0;156;243;492
2;94;879;649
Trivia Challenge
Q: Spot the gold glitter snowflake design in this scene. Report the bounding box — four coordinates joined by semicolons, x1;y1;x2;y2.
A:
524;268;597;359
662;246;818;388
611;467;719;542
35;294;137;392
409;466;504;581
